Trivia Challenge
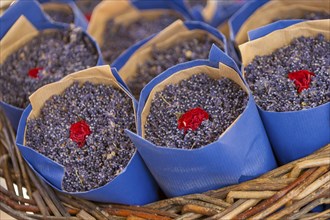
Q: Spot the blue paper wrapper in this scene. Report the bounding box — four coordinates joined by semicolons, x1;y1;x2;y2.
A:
0;0;103;131
173;0;204;22
248;19;304;41
208;0;247;28
36;0;88;30
125;45;277;197
113;20;228;72
131;0;192;20
229;0;268;45
239;20;330;165
259;105;330;165
209;0;247;66
16;66;161;204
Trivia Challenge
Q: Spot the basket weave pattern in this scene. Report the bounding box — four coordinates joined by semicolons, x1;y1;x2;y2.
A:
0;111;329;220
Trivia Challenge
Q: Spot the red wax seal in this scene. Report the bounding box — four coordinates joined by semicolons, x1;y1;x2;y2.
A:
28;67;43;79
178;107;209;132
70;120;92;147
288;70;315;93
85;13;92;22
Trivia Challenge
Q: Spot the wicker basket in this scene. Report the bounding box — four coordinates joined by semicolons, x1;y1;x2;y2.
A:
0;110;329;220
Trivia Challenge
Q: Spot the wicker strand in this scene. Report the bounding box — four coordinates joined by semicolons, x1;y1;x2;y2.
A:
287;198;330;220
0;113;24;198
268;182;330;219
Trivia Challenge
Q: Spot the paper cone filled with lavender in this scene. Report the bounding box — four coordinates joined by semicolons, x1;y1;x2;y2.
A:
240;20;330;164
126;46;277;197
0;1;101;130
230;0;329;47
88;0;192;64
16;66;160;204
114;20;226;98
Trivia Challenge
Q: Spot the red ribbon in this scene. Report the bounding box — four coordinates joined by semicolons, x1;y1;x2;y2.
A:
178;107;209;132
70;120;92;147
28;67;43;79
288;70;315;93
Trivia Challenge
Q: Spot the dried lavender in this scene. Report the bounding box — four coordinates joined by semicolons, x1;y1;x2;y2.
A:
245;34;329;112
0;28;98;108
273;12;329;22
43;6;74;24
145;74;248;149
102;14;181;64
127;35;223;98
185;0;208;9
76;0;101;16
26;82;136;192
301;12;330;20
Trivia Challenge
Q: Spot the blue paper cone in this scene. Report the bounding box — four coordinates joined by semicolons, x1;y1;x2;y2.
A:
16;66;161;204
240;20;330;164
126;45;277;197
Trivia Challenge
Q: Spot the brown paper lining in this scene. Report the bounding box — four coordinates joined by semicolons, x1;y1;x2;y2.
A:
239;20;330;69
0;0;13;15
0;16;40;64
88;0;182;47
218;21;230;39
202;0;217;22
140;64;248;138
118;20;224;83
42;2;73;16
235;0;330;45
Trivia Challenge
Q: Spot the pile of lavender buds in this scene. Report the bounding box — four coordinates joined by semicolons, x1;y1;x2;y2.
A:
245;34;329;112
302;12;330;20
102;13;181;64
0;28;98;108
26;82;136;192
145;74;248;149
127;35;224;98
273;12;329;22
43;6;74;24
185;0;208;9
